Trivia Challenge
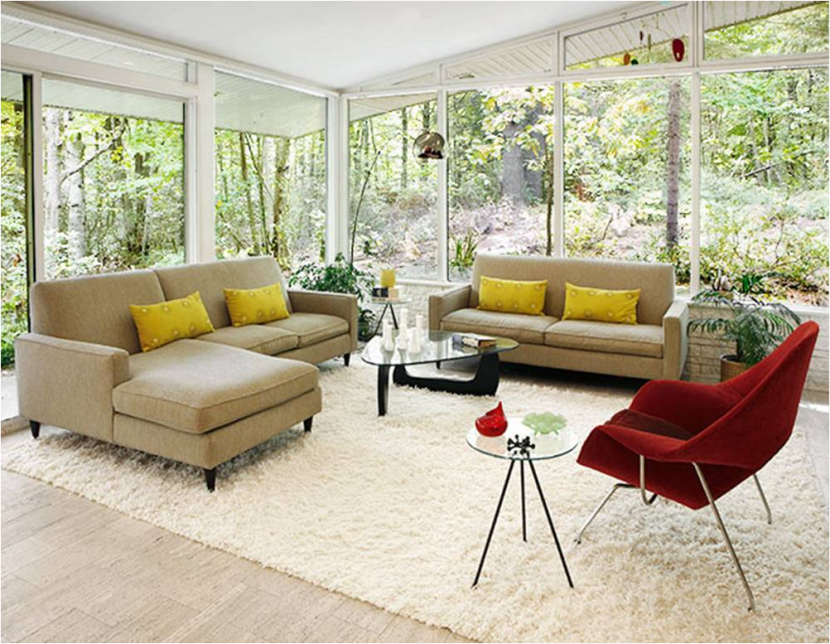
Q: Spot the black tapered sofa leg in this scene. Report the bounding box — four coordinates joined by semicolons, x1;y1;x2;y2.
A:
304;417;314;433
30;420;40;439
204;467;217;492
343;352;351;367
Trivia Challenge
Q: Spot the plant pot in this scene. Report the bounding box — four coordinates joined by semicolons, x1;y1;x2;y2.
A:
720;354;750;382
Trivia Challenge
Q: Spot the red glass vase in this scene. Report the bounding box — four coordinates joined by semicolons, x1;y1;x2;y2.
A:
476;402;508;437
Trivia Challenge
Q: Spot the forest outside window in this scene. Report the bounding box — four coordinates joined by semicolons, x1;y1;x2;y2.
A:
704;1;829;60
41;79;186;280
448;86;555;282
214;72;327;271
564;77;691;286
348;93;438;281
701;67;829;307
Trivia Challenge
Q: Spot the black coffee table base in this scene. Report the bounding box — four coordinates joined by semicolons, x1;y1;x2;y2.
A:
376;353;501;416
473;457;574;589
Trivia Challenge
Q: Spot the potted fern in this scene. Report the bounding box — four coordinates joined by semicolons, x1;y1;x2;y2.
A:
689;286;801;381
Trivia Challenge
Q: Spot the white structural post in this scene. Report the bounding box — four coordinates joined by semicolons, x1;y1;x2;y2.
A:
29;70;45;281
325;96;339;264
436;89;448;282
553;80;565;258
690;70;701;294
192;62;215;263
337;97;351;260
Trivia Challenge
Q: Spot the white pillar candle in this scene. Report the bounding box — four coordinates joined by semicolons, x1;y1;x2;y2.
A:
398;308;408;332
382;320;395;351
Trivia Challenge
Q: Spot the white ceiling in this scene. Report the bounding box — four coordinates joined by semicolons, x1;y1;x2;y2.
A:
23;1;637;89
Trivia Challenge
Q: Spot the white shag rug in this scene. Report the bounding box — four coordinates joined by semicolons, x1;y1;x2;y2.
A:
3;361;828;642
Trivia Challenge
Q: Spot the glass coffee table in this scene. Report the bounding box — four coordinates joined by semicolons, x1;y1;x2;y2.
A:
467;420;578;589
361;330;518;416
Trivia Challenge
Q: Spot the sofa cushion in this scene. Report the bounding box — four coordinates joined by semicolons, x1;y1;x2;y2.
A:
196;325;298;355
154;257;291;329
545;320;663;358
440;308;558;345
113;340;318;434
266;312;348;348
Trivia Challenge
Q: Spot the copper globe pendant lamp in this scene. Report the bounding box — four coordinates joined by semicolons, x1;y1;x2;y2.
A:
413;131;445;160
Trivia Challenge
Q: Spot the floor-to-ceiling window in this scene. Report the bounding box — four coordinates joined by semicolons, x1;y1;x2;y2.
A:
1;70;32;382
42;79;186;279
701;67;829;306
348;94;438;280
214;71;327;271
447;86;555;281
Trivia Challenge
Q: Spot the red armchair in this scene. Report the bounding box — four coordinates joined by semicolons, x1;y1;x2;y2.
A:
576;321;820;610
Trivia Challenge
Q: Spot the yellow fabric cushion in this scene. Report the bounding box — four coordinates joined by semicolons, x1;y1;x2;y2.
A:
130;292;215;353
478;276;547;316
224;282;290;328
562;282;640;325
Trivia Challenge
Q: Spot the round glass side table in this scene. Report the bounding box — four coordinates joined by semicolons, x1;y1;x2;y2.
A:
370;297;413;337
466;419;578;589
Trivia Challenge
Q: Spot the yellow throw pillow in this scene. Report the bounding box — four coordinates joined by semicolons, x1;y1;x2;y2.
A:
478;276;547;316
562;282;640;325
224;282;290;327
130;292;215;353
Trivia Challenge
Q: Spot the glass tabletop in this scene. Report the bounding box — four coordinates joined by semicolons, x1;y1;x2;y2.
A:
466;418;578;461
371;297;413;305
361;330;519;367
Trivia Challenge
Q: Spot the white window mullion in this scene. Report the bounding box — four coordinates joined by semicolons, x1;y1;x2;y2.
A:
338;98;350;261
690;70;701;294
325;96;338;265
553;79;565;257
192;62;215;263
436;88;448;282
30;70;45;281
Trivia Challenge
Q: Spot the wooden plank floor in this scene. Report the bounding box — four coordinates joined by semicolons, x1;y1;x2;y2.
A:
2;369;827;642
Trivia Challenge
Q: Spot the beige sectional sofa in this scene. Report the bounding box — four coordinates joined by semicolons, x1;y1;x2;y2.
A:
430;254;688;380
15;256;357;490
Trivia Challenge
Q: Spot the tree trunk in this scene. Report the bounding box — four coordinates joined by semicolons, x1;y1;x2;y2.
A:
502;120;526;205
44;109;61;237
262;137;276;242
400;108;408;191
544;144;554;256
270;138;290;268
239;132;261;254
665;80;682;248
523;104;544;202
64;112;86;262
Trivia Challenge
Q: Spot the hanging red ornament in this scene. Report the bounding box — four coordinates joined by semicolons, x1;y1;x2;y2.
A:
623;52;632;65
672;38;685;62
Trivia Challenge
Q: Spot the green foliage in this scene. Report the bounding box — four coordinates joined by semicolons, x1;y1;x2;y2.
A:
689;290;802;366
450;229;479;271
288;253;376;340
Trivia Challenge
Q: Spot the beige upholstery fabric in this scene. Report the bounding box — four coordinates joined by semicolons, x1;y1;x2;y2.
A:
114;387;321;469
545;320;664;358
662;299;689;379
277;334;352;365
15;333;130;441
196;325;298;355
502;342;664;380
440;308;557;345
470;254;675;325
428;285;471;331
30;270;164;354
113;340;318;434
288;289;359;350
154;257;291;329
267;312;349;348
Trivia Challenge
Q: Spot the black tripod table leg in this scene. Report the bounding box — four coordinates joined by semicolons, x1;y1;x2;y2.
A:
473;460;515;588
528;459;574;588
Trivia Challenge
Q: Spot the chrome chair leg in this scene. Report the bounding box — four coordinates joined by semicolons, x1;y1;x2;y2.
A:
639;456;658;506
693;463;756;611
753;474;772;525
575;482;630;544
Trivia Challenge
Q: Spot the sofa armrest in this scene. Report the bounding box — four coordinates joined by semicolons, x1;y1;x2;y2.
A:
14;333;130;441
287;290;359;350
662;299;689;379
429;285;471;330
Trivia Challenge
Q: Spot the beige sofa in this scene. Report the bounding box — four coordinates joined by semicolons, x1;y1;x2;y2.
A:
15;256;358;490
430;254;688;380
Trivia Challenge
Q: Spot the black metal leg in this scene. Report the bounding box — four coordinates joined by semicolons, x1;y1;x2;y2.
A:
204;468;216;492
473;460;515;588
392;352;501;396
377;365;390;416
527;459;573;588
389;304;398;329
30;420;40;439
520;460;527;543
303;417;313;432
372;304;389;338
343;352;351;367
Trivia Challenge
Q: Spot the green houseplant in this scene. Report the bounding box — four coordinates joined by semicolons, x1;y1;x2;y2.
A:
288;253;377;341
689;286;801;380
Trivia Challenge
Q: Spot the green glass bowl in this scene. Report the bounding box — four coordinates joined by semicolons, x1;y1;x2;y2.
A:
522;412;567;435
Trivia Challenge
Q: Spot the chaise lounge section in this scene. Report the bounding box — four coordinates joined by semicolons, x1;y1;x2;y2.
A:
16;257;358;490
430;254;688;380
